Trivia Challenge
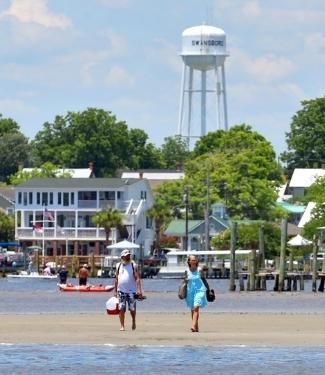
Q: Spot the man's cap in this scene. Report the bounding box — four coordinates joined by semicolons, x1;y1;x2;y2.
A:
121;249;131;257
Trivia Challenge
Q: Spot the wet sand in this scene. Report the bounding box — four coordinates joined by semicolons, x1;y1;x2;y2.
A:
1;312;325;346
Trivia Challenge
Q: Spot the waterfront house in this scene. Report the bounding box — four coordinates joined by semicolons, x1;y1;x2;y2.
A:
0;187;15;215
15;177;154;256
120;169;184;191
289;168;325;198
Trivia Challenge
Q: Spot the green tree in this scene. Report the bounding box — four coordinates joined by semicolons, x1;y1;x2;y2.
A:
281;97;325;176
9;162;72;185
160;135;190;169
0;114;20;135
302;176;325;239
92;207;123;245
128;128;163;169
0;115;29;182
147;180;185;249
0;210;15;242
211;222;281;259
185;125;283;220
30;108;161;176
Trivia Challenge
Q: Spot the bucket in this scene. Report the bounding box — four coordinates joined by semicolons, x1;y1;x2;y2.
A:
106;296;120;315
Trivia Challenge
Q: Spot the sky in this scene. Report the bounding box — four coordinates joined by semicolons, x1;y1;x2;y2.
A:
0;0;324;157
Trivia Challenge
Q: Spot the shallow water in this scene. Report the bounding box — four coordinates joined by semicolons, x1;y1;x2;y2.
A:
1;277;325;315
1;278;325;374
1;344;325;375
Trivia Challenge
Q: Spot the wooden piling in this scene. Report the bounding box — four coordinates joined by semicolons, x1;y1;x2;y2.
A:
259;225;265;269
318;275;325;292
249;249;256;291
261;275;267;291
278;218;287;292
312;235;318;292
300;274;304;291
239;273;245;291
229;221;237;291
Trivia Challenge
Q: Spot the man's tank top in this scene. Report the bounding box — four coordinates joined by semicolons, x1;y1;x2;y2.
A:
116;262;136;293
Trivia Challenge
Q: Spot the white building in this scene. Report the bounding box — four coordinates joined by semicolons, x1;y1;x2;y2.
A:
289;168;325;198
15;178;154;256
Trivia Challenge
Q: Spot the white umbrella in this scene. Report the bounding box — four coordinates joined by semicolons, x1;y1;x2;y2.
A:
287;234;312;246
106;239;140;249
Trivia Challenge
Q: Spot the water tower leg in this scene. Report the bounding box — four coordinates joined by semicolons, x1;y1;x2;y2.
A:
177;63;186;136
187;67;194;143
201;70;207;136
215;66;222;130
221;64;229;131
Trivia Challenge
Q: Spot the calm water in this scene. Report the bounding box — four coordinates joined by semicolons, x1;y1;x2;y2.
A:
1;277;325;314
1;344;325;375
1;277;325;374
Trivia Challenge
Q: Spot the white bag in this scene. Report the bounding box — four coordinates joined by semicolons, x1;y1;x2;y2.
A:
106;296;120;315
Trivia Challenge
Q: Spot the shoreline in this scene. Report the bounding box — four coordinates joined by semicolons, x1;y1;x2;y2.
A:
1;312;325;346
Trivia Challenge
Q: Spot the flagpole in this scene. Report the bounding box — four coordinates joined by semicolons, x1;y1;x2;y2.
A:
42;205;45;262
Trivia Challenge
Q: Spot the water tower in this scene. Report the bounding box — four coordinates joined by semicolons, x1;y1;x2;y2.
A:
177;24;229;143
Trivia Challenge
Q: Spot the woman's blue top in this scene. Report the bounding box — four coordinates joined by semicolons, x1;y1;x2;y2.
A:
185;267;207;309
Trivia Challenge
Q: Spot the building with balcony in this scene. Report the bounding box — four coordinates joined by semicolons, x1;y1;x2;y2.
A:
15;177;154;256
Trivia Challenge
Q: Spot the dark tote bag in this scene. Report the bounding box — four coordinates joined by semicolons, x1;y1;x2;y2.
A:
178;271;188;300
206;289;215;302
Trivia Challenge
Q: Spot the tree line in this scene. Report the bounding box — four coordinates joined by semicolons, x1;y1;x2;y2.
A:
0;96;324;256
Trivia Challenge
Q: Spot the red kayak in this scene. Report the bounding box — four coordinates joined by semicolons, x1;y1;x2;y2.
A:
59;283;114;292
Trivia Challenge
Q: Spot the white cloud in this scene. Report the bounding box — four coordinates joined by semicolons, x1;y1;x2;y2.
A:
242;1;262;17
229;48;295;83
247;55;295;83
100;29;128;57
104;65;135;87
0;0;71;29
0;98;38;114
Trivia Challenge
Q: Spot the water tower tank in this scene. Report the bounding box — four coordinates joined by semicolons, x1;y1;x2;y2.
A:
181;25;227;71
177;24;229;140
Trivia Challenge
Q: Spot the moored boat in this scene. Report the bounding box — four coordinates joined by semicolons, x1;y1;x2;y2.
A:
7;271;58;280
59;283;114;292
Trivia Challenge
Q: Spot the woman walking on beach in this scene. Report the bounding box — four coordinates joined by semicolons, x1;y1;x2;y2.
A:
185;254;209;332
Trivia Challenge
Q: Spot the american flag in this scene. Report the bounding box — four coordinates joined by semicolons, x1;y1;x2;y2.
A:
44;208;54;221
33;223;43;233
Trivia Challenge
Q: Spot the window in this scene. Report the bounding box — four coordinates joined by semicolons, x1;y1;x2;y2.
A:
18;192;22;204
99;191;115;200
140;191;147;200
37;192;41;205
49;192;53;205
42;192;48;206
23;192;27;205
78;191;97;200
70;192;74;205
29;192;33;204
58;192;62;205
63;192;69;206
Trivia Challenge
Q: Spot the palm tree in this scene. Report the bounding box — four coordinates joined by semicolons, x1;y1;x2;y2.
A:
147;202;171;250
92;207;123;245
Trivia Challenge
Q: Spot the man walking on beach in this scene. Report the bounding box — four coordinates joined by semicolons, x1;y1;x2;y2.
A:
114;249;143;331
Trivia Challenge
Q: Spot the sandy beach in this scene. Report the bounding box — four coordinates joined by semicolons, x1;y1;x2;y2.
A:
1;312;324;346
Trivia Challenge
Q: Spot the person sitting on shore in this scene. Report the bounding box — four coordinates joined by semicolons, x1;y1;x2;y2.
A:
79;264;89;286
